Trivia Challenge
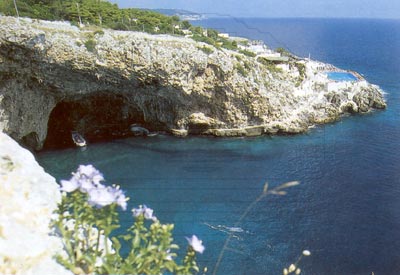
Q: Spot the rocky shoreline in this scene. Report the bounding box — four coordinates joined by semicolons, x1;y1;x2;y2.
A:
0;16;386;150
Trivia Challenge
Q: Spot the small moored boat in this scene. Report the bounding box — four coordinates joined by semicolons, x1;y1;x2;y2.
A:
71;131;87;147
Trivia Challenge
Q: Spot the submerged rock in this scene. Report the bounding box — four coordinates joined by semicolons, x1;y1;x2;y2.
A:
0;16;386;150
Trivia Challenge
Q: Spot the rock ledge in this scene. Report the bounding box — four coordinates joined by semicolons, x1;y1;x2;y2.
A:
0;16;386;149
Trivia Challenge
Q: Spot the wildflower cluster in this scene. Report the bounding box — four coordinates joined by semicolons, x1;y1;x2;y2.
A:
132;204;157;222
53;165;204;275
60;165;127;210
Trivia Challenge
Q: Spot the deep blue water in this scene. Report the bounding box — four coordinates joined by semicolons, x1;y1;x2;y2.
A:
37;18;400;274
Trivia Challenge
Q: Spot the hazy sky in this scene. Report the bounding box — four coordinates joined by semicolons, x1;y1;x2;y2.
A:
110;0;400;19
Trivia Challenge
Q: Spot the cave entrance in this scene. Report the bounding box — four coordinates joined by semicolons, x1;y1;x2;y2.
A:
44;93;146;149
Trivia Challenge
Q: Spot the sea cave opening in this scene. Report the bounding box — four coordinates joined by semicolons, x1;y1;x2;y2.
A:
44;93;148;149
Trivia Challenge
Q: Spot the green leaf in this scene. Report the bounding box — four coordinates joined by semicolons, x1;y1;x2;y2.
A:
164;260;177;272
133;232;141;248
111;236;121;253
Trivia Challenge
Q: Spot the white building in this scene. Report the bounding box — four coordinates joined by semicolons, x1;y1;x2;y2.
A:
218;33;230;38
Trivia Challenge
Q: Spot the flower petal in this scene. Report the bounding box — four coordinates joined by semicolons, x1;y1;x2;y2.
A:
186;235;205;254
60;179;79;193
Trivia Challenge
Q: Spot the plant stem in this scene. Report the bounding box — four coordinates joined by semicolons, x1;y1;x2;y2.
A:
212;192;267;275
96;227;101;256
13;0;19;18
59;219;75;266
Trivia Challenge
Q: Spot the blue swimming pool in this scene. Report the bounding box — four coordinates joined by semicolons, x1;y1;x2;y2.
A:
327;71;358;81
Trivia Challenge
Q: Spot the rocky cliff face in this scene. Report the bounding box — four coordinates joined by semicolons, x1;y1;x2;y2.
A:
0;132;72;275
0;16;386;150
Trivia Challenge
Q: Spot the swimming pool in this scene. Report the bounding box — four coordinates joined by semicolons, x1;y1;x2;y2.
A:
327;71;358;81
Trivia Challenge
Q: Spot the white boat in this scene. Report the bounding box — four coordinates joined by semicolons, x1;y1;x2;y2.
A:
71;131;87;147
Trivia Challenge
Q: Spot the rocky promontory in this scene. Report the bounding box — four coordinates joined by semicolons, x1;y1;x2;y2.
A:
0;16;386;150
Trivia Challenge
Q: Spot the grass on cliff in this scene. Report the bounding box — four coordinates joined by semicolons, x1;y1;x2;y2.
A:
197;45;214;55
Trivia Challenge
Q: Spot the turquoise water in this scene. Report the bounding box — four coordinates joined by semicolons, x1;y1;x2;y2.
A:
326;72;358;81
38;19;400;274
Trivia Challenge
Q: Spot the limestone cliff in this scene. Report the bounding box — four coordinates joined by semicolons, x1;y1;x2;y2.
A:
0;16;386;150
0;132;72;275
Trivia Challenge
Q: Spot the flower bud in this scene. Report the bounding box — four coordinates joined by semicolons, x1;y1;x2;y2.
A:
302;250;311;256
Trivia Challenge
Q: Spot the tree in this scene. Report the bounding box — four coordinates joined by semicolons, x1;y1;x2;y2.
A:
0;0;197;36
13;0;19;17
181;20;190;30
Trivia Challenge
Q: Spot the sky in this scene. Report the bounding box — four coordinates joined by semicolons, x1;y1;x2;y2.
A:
110;0;400;19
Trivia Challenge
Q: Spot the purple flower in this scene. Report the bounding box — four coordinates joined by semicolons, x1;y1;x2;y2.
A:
132;205;157;221
77;165;104;185
186;235;205;254
60;165;105;193
87;185;128;210
78;177;98;193
59;165;128;210
87;186;116;208
132;205;144;217
75;165;104;192
112;186;128;211
60;178;79;193
143;205;156;221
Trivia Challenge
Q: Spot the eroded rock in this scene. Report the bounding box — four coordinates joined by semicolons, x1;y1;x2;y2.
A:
0;16;386;150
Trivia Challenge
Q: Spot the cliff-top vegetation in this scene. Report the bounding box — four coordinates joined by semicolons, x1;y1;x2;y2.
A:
0;0;238;50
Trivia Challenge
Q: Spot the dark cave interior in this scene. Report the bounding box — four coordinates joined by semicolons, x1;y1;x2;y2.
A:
44;93;148;149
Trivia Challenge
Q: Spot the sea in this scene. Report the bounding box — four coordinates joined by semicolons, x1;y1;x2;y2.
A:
37;18;400;275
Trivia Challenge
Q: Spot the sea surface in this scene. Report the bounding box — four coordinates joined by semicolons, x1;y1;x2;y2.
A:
37;18;400;274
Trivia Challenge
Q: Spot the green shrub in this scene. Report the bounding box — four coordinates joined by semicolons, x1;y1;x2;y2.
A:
294;62;306;78
293;62;306;86
192;34;216;46
94;29;105;36
236;64;248;77
84;38;97;53
198;45;214;55
257;57;283;73
235;55;243;62
243;61;252;71
239;49;256;57
221;39;237;50
276;47;291;57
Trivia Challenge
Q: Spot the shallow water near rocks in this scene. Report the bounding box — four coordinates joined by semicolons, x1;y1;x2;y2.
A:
38;18;400;274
